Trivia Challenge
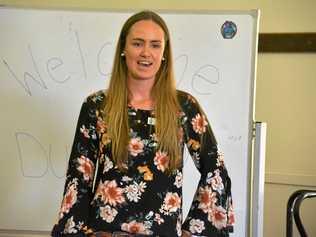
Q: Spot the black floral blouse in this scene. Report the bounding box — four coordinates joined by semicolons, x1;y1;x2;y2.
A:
51;90;234;237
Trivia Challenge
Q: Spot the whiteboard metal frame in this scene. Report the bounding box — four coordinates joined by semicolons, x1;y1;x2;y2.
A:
245;8;261;237
252;122;267;237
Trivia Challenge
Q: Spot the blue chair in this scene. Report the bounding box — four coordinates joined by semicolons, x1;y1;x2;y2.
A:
286;189;316;237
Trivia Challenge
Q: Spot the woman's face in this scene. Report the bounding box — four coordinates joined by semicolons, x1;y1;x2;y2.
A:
124;20;165;83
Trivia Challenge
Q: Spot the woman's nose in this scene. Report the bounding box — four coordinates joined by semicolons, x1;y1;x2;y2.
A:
140;45;150;57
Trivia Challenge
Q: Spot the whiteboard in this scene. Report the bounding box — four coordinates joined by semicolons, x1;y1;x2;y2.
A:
0;7;259;237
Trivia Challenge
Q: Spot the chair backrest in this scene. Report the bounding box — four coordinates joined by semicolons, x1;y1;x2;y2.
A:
286;189;316;237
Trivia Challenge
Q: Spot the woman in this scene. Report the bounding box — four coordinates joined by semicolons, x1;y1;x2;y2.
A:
52;10;234;237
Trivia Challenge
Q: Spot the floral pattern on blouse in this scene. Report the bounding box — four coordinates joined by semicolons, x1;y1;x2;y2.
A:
51;90;234;237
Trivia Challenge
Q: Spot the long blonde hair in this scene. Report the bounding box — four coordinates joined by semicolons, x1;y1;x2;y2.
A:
103;11;181;172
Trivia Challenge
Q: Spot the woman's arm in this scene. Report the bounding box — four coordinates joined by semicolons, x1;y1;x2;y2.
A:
179;92;234;237
51;93;103;237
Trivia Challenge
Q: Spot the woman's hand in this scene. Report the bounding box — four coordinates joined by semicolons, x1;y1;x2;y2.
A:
87;231;112;237
181;230;192;237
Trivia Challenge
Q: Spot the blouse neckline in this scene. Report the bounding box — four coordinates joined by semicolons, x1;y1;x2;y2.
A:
127;104;154;113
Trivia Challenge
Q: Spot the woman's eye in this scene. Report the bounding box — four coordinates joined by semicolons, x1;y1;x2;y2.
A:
152;44;161;49
132;42;141;47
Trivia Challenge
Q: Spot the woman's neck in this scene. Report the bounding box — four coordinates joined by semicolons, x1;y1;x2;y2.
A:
127;78;155;110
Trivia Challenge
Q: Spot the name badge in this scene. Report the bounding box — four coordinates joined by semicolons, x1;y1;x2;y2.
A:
147;117;156;125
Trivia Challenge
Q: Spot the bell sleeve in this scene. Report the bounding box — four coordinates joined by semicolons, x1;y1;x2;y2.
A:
51;94;101;237
180;93;235;237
